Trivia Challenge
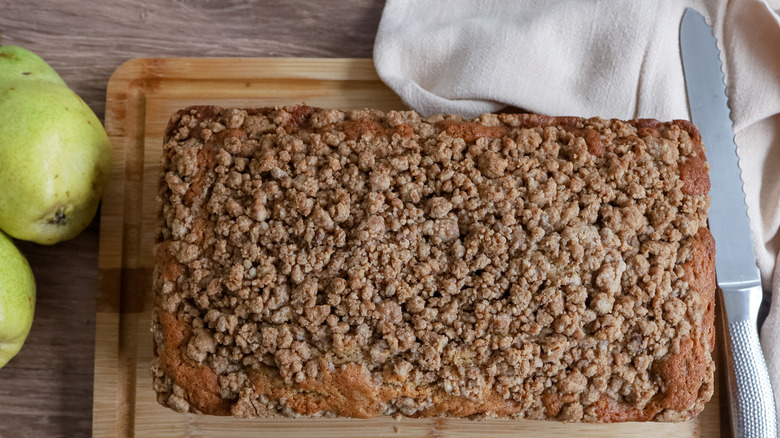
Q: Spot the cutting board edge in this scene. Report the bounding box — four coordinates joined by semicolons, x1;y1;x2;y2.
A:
107;57;382;84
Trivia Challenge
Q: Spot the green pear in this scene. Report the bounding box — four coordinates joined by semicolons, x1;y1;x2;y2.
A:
0;231;36;368
0;46;111;244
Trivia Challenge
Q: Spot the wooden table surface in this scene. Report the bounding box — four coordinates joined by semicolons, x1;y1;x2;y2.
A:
0;1;384;436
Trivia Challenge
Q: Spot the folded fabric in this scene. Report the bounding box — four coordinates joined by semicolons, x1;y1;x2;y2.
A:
374;0;780;429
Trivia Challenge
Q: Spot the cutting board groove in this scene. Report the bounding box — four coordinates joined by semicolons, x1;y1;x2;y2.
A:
94;57;727;437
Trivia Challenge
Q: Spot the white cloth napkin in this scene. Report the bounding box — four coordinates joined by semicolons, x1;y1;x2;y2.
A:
374;0;780;426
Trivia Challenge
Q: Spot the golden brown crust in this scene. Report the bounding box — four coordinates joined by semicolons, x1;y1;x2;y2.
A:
249;361;382;418
156;310;232;415
152;105;714;422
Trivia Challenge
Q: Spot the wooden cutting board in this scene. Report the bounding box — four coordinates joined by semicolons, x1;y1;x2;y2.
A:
94;58;729;438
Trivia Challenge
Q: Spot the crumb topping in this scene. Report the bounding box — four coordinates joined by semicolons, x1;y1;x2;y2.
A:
152;105;714;422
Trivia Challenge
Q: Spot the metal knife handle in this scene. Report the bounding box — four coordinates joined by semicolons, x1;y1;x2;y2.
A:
729;321;777;437
723;285;778;437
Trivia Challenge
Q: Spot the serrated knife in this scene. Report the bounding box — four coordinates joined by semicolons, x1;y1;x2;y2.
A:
680;8;777;437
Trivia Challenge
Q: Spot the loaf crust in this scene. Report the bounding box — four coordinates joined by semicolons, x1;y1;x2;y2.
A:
152;105;715;422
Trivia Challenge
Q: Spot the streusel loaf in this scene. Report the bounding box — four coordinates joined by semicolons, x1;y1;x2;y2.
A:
152;105;715;422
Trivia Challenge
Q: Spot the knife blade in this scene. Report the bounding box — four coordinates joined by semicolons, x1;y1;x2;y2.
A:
680;8;777;437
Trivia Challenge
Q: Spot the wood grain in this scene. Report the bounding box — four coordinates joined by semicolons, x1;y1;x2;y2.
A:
94;57;725;438
0;2;384;437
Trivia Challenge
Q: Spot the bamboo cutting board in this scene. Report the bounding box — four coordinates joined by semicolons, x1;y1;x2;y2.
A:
94;58;728;438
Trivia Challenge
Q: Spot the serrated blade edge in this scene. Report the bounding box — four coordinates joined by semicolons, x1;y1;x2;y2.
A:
680;8;760;288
